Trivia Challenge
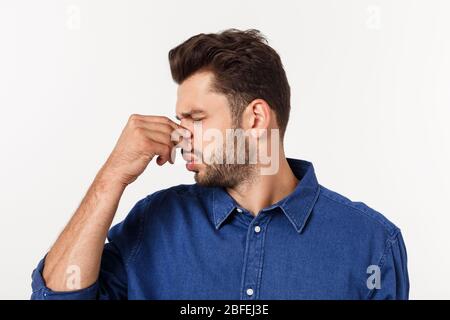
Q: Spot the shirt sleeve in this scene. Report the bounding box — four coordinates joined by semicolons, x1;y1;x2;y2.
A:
367;230;410;300
30;196;150;300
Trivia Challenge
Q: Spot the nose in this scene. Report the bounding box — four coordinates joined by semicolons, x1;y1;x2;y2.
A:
178;119;194;145
176;130;193;158
181;146;195;162
180;118;193;132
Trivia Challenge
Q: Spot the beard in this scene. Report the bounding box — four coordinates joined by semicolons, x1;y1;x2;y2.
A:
194;135;257;188
194;161;255;188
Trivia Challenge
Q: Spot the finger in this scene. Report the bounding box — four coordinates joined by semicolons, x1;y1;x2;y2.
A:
135;120;177;137
171;127;192;146
139;123;191;146
147;139;173;165
178;137;192;152
134;115;181;131
138;128;174;147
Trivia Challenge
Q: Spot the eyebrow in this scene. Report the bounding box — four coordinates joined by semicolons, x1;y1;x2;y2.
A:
175;109;205;121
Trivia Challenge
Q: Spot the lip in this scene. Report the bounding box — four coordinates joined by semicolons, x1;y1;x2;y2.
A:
182;149;202;172
186;161;197;171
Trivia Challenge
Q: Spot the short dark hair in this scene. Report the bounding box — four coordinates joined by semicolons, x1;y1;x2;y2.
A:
168;28;291;138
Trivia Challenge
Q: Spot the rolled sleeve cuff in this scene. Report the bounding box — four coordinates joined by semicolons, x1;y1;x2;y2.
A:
31;256;99;300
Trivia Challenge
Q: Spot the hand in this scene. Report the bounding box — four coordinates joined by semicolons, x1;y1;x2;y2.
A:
100;114;190;186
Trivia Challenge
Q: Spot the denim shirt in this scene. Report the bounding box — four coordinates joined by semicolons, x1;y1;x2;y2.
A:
31;158;409;300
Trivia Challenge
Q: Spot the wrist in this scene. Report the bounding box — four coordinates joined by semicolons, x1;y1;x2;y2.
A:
95;167;128;192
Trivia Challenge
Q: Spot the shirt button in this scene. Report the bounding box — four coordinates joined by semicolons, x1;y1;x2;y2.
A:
236;208;243;213
246;288;254;296
254;225;261;233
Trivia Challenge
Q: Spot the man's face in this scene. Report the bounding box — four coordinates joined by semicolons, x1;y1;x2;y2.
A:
175;70;256;188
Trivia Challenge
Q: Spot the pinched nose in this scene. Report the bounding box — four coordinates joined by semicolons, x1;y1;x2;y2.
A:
171;127;192;143
181;147;202;163
181;149;191;162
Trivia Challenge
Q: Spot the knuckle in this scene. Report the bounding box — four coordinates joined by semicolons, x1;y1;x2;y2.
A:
158;116;171;125
128;114;141;126
163;134;172;144
140;138;154;151
133;126;145;137
129;113;140;121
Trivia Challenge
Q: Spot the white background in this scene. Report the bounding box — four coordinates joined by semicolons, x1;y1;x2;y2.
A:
1;0;449;299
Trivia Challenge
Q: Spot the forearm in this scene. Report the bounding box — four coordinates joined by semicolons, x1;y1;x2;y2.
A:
42;168;126;291
39;114;184;292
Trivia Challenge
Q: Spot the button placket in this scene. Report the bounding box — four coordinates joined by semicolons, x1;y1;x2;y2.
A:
240;215;271;300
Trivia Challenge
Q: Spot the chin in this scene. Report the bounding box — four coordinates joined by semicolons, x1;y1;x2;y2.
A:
193;171;203;183
193;170;212;186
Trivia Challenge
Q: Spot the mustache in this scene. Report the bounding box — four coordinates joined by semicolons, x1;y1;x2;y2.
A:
181;148;202;161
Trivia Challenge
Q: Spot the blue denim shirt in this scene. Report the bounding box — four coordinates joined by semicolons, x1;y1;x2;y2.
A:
31;158;409;300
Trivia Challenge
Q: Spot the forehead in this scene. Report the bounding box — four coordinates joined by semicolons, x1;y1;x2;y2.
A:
175;70;229;116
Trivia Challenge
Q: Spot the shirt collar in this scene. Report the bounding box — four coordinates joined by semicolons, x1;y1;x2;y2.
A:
211;158;321;233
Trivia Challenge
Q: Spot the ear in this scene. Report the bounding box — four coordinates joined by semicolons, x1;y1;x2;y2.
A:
242;99;271;138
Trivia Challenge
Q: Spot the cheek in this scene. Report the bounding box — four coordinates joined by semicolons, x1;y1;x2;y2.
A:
192;128;222;162
192;117;231;152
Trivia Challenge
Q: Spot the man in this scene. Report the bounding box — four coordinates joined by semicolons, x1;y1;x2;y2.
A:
31;29;409;300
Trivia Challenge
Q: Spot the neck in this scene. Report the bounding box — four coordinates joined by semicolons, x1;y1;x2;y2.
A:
226;152;299;217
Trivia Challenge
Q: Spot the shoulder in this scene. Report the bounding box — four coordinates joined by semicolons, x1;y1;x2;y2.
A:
315;185;400;239
142;183;207;204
